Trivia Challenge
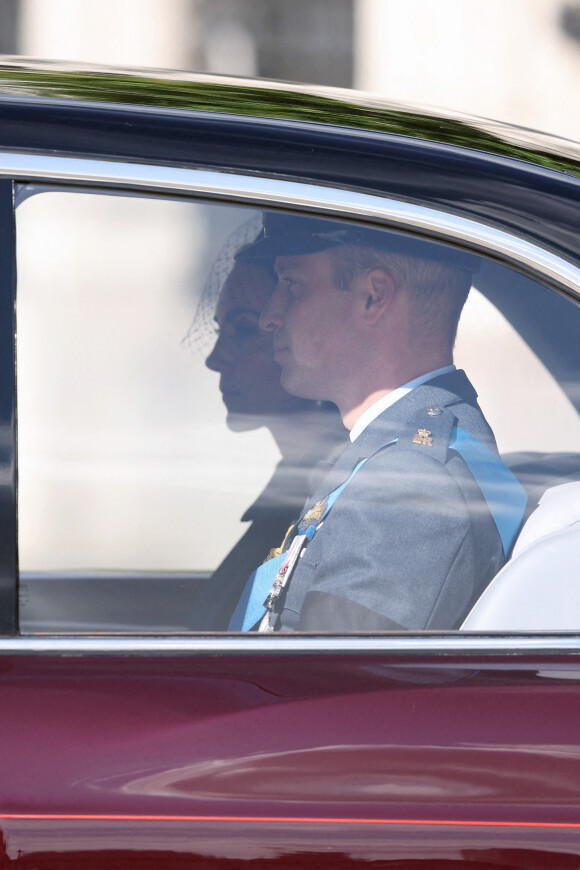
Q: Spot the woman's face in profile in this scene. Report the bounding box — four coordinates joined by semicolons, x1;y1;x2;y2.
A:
206;262;305;431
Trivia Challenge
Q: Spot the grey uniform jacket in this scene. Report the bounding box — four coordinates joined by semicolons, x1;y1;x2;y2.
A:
271;370;505;632
190;408;347;631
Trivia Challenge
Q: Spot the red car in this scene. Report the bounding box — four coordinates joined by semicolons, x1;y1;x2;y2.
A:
1;59;580;868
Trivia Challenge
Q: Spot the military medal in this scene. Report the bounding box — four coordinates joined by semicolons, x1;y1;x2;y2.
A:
258;498;329;631
301;499;326;526
258;533;307;633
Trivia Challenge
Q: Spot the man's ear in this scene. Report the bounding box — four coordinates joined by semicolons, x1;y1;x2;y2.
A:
356;268;396;325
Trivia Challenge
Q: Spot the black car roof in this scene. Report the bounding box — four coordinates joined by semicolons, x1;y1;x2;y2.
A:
1;59;579;174
0;59;578;270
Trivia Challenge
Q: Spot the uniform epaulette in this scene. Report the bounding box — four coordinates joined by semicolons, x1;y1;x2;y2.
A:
395;404;455;464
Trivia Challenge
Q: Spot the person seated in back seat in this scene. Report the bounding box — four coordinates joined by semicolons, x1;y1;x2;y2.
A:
228;214;528;632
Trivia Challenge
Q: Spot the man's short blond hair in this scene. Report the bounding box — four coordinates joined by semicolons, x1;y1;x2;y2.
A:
329;244;472;345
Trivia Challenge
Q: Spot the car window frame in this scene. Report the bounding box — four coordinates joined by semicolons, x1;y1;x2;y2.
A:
0;178;16;635
3;150;580;654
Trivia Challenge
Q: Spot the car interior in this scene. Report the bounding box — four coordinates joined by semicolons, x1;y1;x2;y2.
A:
13;192;580;634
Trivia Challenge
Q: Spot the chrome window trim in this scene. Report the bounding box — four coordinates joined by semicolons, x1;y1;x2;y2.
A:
1;635;580;655
4;151;580;297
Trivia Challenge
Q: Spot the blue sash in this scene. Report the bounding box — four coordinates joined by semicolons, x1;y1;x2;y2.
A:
228;454;379;631
228;428;526;631
228;551;287;632
449;426;527;557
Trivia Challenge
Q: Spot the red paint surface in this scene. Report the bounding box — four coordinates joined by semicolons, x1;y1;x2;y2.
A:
2;652;580;866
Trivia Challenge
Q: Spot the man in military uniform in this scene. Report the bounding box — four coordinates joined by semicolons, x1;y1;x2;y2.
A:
228;214;526;632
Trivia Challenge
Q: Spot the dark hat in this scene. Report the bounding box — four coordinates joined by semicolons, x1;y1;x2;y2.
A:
236;212;479;273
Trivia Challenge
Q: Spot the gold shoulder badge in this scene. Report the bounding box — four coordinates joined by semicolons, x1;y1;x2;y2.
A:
413;428;433;447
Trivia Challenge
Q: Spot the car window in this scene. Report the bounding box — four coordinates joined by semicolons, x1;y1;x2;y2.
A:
15;187;580;634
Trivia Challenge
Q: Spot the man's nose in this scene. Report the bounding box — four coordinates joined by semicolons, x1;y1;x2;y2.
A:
259;285;285;332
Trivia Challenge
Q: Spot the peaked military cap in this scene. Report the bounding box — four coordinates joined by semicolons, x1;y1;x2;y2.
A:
236;212;479;273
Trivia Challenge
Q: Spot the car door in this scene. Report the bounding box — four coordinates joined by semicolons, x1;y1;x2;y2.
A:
2;149;580;870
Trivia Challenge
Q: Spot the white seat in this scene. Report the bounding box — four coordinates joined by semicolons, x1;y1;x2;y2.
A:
512;480;580;557
461;482;580;630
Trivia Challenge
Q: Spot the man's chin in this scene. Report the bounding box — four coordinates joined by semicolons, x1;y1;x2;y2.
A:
279;369;320;402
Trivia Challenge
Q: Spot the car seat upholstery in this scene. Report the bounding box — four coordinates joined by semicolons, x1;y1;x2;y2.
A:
461;480;580;630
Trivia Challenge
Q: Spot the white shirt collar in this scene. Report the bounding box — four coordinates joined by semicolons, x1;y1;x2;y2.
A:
349;365;456;442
